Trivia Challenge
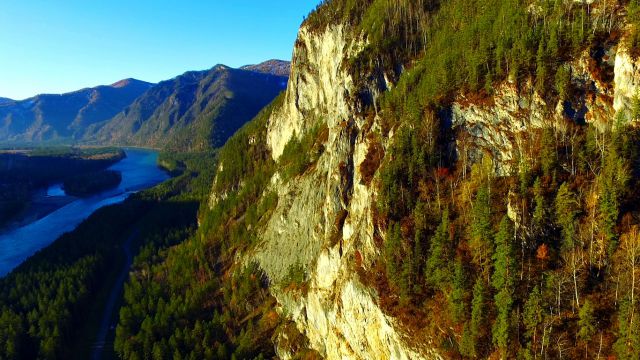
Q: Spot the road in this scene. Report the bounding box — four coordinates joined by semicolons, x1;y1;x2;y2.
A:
91;229;138;360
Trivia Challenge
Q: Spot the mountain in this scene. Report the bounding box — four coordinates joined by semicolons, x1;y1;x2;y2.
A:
0;98;13;106
89;64;287;151
111;1;640;360
241;59;291;77
0;79;153;143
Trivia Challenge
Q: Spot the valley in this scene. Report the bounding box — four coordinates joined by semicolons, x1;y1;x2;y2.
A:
7;0;640;359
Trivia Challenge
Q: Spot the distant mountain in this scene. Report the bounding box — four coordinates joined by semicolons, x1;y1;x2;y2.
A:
89;65;287;151
0;98;13;106
0;79;153;143
241;59;291;77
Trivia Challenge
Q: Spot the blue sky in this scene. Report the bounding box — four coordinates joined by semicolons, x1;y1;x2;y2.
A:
0;0;320;100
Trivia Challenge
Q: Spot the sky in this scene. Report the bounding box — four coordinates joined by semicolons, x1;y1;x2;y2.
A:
0;0;320;100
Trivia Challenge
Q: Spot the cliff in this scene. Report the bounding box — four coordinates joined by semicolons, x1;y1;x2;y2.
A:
202;1;640;358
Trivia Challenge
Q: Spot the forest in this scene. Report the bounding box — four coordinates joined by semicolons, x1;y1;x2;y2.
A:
0;148;213;359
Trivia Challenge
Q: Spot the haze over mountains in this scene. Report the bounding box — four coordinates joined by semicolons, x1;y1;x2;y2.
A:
0;60;290;150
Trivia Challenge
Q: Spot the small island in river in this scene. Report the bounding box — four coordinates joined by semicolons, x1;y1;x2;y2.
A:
63;169;122;197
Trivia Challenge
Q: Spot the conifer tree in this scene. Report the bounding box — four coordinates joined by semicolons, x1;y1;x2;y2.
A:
385;222;403;287
426;209;452;292
470;185;493;274
523;286;544;354
450;256;467;323
468;277;487;357
532;177;546;230
491;216;515;354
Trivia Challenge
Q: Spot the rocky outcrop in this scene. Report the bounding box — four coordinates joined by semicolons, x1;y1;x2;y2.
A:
451;45;622;173
614;43;640;118
451;83;550;174
266;25;363;160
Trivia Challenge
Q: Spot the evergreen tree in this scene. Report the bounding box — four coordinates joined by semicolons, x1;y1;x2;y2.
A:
399;249;414;305
523;286;544;354
540;128;557;178
532;177;546;230
555;182;579;248
459;322;476;358
385;222;403;286
449;256;467;323
491;216;516;354
468;277;487;357
470;185;493;273
535;38;547;93
426;209;452;292
578;300;596;343
555;65;571;100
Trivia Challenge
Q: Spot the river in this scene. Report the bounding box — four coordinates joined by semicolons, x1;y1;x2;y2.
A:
0;148;169;276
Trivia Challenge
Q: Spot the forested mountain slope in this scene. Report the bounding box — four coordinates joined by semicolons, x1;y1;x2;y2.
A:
112;0;640;359
0;79;153;143
89;63;288;151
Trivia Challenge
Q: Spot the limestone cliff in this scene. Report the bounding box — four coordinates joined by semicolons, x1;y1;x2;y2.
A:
260;24;434;359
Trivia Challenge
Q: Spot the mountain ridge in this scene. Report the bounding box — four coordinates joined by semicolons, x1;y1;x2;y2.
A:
241;59;291;77
0;79;154;142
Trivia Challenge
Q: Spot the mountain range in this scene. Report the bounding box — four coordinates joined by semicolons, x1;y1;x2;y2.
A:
88;64;288;151
0;60;290;150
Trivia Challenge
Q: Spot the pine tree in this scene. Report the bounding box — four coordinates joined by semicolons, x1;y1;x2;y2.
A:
523;286;544;354
532;177;546;230
400;249;414;305
385;222;403;288
459;322;476;358
540;128;557;178
535;38;547;93
554;64;571;101
555;182;579;248
578;300;596;342
491;216;515;354
492;216;515;290
426;209;452;292
470;185;493;273
450;256;467;323
469;277;487;357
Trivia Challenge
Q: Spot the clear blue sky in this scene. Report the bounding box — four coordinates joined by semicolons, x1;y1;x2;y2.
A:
0;0;320;100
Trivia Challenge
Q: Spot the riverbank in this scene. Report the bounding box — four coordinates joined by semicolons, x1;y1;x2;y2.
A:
0;187;77;234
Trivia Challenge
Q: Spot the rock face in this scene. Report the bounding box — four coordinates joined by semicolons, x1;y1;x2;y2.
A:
450;43;626;173
232;23;439;360
614;44;640;116
266;25;362;160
